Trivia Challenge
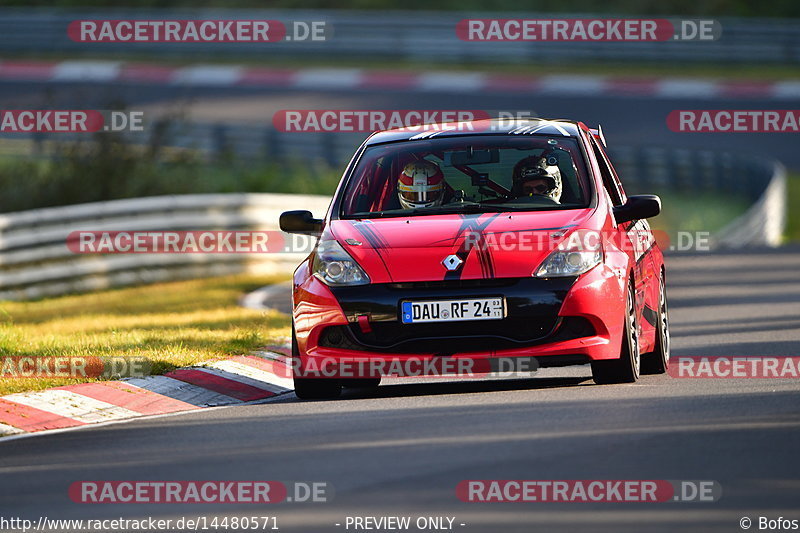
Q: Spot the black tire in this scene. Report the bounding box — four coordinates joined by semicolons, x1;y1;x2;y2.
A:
341;378;382;389
292;323;342;400
641;273;670;375
293;377;342;400
592;281;640;384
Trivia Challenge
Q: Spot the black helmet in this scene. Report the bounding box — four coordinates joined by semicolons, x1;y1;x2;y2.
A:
512;155;562;202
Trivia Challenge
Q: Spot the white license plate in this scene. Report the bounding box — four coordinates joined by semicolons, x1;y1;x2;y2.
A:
401;297;505;324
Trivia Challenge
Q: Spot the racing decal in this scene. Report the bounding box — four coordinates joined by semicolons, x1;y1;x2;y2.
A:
475;233;496;279
353;220;390;249
642;304;658;327
510;121;571;136
445;213;502;280
351;219;393;277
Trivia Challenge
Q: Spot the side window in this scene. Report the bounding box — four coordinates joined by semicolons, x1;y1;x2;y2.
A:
588;136;624;206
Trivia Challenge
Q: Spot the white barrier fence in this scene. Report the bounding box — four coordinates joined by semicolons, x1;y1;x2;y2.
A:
714;162;787;248
0;160;786;301
0;193;330;301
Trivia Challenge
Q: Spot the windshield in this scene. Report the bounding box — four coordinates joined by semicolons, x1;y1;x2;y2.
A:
339;135;592;219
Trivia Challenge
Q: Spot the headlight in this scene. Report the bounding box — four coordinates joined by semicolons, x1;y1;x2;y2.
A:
534;233;603;278
312;239;370;286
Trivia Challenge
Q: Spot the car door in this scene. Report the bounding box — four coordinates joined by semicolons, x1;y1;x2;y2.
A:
587;134;658;344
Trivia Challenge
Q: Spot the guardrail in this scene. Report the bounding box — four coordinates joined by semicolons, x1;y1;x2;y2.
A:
0;193;330;301
613;148;786;247
0;9;799;64
714;162;787;248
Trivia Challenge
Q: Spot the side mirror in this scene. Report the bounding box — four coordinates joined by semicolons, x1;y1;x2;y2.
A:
613;195;661;225
279;210;323;236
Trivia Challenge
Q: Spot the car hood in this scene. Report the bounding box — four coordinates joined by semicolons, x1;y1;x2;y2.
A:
328;209;595;283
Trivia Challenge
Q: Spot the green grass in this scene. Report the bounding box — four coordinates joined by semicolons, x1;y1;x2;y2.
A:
0;274;292;395
786;173;800;241
647;190;750;235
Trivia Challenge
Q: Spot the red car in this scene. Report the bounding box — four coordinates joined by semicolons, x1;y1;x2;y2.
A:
280;118;669;399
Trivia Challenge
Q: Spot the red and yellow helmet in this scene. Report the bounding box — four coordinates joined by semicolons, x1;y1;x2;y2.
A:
397;160;445;209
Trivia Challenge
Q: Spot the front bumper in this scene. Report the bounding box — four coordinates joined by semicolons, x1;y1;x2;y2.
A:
293;261;626;375
325;277;582;354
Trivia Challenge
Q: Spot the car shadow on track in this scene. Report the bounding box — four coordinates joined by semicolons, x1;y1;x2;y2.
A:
339;375;593;400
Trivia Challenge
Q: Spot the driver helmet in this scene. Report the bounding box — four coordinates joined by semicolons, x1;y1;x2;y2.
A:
398;160;445;209
512;154;562;202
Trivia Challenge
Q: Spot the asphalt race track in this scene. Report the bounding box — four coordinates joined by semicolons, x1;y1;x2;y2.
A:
1;247;799;533
1;72;798;532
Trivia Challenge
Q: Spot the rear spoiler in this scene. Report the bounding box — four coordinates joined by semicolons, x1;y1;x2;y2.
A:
589;125;606;147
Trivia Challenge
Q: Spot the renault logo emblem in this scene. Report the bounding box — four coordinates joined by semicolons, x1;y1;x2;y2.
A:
442;254;463;271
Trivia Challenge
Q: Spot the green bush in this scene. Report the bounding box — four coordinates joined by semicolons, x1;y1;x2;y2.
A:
786;173;800;242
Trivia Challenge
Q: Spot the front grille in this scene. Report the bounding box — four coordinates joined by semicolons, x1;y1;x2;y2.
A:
387;279;517;290
324;277;581;353
330;277;577;324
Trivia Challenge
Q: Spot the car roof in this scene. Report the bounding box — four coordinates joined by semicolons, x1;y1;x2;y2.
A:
365;118;587;145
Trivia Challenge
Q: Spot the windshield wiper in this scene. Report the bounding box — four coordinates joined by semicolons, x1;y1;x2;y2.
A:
348;203;516;219
409;203;511;215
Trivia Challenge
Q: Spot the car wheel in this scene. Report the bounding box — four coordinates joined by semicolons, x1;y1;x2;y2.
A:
641;273;670;375
292;323;342;400
591;281;640;384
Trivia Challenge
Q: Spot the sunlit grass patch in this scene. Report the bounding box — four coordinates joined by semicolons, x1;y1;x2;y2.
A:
649;191;751;236
785;173;800;242
0;274;291;395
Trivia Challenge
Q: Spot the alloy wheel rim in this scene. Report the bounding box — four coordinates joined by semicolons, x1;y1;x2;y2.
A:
661;281;670;364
